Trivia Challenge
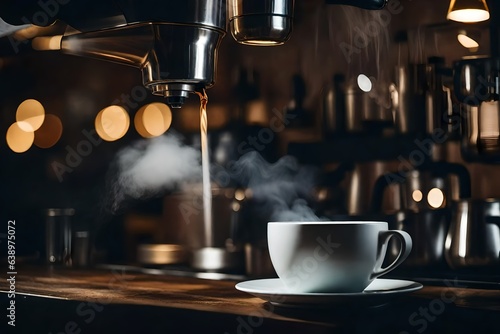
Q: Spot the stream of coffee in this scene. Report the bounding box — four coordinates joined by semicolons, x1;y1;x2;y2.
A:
196;89;213;247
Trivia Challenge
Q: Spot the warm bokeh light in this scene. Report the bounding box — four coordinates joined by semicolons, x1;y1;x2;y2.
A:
134;105;152;138
6;122;35;153
457;34;479;50
34;114;63;148
134;102;172;138
95;105;130;141
235;189;246;201
427;188;445;209
16;99;45;132
12;25;40;41
232;201;241;211
412;190;423;203
32;35;63;51
245;100;266;126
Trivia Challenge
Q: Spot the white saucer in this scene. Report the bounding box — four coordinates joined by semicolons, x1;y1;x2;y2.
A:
235;278;423;308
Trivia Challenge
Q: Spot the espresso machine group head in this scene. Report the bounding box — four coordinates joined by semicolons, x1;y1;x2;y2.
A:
1;0;387;108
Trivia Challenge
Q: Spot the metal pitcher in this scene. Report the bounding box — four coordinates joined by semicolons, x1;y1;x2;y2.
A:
445;199;500;269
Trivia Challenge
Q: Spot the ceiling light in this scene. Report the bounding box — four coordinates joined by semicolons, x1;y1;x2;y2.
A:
447;0;490;23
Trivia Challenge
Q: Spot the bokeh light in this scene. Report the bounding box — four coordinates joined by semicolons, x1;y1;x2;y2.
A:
34;114;63;148
16;99;45;132
6;122;35;153
134;102;172;138
427;188;445;209
95;105;129;141
32;35;63;51
412;190;423;203
457;33;479;50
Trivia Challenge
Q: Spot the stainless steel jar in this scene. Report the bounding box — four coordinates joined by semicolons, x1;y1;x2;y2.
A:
445;199;500;269
228;0;294;46
162;186;245;272
461;101;500;161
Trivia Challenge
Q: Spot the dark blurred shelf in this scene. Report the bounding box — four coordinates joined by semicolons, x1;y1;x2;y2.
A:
387;266;500;290
288;134;434;164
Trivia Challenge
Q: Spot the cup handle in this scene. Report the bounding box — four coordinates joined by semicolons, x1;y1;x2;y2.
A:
370;230;412;279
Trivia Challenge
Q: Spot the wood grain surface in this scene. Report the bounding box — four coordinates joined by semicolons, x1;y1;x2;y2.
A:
1;266;499;333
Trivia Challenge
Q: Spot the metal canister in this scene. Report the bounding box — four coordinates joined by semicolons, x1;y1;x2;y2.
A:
445;199;500;269
45;208;75;266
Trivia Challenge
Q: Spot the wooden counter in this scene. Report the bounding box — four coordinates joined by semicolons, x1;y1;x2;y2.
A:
1;266;499;333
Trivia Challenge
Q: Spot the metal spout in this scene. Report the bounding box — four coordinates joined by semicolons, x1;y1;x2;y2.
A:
61;23;225;108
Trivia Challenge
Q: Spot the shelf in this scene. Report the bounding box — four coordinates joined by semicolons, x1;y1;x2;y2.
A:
288;134;434;164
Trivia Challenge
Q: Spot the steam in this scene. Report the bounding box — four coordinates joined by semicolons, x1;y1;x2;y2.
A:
276;198;322;222
230;151;322;222
109;133;201;212
335;5;391;78
331;5;393;114
107;134;321;222
407;27;427;64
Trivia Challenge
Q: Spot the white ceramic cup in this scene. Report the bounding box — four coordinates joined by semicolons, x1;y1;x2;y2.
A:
267;221;412;293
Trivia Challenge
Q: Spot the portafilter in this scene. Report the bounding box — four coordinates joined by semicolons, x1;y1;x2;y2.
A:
59;1;227;108
1;0;227;109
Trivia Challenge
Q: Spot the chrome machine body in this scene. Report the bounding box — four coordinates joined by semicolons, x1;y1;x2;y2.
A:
0;0;387;108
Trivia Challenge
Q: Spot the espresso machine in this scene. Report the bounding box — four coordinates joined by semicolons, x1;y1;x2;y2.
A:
0;0;387;109
441;0;500;275
0;0;389;273
446;53;500;275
